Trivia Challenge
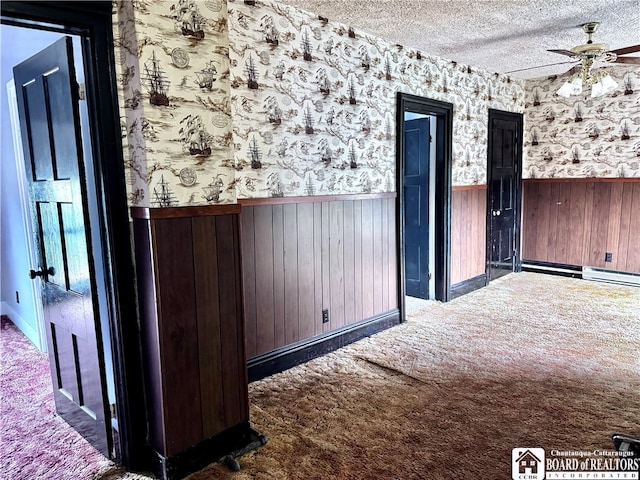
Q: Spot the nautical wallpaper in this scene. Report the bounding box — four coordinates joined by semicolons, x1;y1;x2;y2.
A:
113;0;236;207
113;0;525;206
523;65;640;179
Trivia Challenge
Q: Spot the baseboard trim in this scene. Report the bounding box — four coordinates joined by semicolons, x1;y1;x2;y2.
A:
148;422;265;480
0;301;41;349
582;267;640;287
248;310;400;382
450;274;487;300
522;260;583;278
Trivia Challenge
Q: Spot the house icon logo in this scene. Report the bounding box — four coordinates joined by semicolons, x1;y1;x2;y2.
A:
512;448;545;480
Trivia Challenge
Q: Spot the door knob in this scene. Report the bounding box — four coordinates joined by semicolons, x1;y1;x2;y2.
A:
29;266;54;279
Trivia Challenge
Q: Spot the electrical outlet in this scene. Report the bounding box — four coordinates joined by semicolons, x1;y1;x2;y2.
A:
322;309;329;324
605;252;613;262
15;291;19;304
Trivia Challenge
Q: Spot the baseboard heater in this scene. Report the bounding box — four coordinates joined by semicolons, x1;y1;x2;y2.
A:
582;267;640;287
522;261;582;278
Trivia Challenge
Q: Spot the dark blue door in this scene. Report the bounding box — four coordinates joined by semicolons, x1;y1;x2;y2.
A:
404;117;430;298
14;36;111;456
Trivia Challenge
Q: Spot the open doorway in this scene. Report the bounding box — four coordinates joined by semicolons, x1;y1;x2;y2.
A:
1;1;145;470
396;93;453;319
3;19;118;459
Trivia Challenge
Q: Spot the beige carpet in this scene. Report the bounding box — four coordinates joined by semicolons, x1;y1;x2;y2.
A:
180;272;640;480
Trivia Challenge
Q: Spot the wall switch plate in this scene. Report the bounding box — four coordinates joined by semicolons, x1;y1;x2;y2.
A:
322;309;329;324
605;252;613;262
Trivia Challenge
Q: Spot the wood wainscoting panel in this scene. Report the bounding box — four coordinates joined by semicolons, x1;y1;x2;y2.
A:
522;179;640;273
133;210;249;458
451;186;487;285
241;197;398;359
152;217;203;455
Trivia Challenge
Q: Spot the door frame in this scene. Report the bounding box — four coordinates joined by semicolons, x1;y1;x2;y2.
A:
1;1;147;470
485;109;524;280
396;92;453;318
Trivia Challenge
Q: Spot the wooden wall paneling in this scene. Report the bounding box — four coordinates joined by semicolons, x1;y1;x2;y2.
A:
215;215;248;427
546;182;560;262
459;190;473;281
243;196;400;362
191;216;225;438
587;182;611;267
450;188;486;284
343;201;356;325
329;201;345;329
521;181;537;259
388;198;398;309
152;218;203;456
133;218;165;454
451;190;463;284
232;215;250;420
606;182;624;271
567;182;586;266
321;202;331;333
272;205;286;348
353;200;364;322
240;207;257;358
297;203;316;340
313;202;323;336
534;182;551;262
372;199;383;314
626;183;640;272
253;206;275;355
476;188;487;277
522;179;639;273
554;182;571;264
361;200;374;319
381;196;389;312
283;204;299;345
580;182;595;266
617;183;633;273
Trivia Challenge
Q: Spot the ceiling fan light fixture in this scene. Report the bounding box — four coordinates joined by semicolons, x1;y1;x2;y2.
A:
600;73;618;92
592;73;618;98
557;76;583;97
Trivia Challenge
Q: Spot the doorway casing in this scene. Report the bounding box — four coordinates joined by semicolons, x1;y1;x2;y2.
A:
396;92;453;319
486;109;523;282
1;1;147;470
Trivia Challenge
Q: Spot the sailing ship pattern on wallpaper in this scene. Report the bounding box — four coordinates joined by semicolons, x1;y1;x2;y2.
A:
152;175;178;207
195;61;217;90
223;0;527;197
116;0;528;207
249;136;263;169
246;55;259;89
202;175;225;203
261;15;279;46
301;29;313;61
264;96;282;124
179;115;213;157
524;66;640;179
142;51;170;106
171;0;206;40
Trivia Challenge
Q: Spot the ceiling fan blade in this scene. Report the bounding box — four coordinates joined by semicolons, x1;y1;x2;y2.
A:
505;60;576;74
609;45;640;56
547;49;576;57
614;56;640;64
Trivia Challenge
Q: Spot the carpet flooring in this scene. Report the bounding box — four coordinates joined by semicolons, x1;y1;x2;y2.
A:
0;317;115;479
1;272;638;479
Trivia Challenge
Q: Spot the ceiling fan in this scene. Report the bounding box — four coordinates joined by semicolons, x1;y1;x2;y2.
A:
546;22;639;97
547;22;640;67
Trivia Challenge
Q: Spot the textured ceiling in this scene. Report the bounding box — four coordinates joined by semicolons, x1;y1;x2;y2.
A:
279;0;640;79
